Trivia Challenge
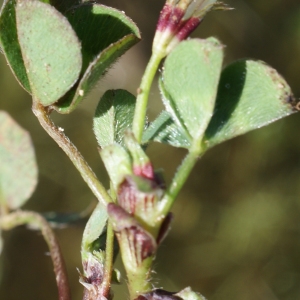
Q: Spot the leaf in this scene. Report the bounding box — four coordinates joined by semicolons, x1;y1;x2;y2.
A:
93;89;136;148
66;3;139;68
161;38;224;142
15;0;82;106
53;3;140;113
0;111;38;209
204;60;297;149
100;144;132;190
43;212;85;227
0;0;31;92
55;36;139;114
81;202;108;255
42;203;94;227
125;132;153;172
142;110;191;148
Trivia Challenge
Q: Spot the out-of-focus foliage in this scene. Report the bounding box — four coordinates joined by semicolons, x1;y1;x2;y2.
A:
1;0;300;300
0;111;37;209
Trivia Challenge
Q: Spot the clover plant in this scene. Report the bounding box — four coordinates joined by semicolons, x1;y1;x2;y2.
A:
0;0;298;299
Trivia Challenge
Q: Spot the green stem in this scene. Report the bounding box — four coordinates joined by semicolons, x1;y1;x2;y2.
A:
159;146;204;216
101;182;116;298
132;51;164;143
101;220;115;298
0;210;71;300
32;101;112;206
126;257;153;300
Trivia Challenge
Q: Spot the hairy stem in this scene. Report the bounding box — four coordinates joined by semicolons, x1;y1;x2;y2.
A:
126;257;153;300
132;52;163;143
0;210;71;300
32;101;112;206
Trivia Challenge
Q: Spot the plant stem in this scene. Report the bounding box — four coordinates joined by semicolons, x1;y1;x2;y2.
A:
132;52;163;143
159;147;204;216
101;183;116;298
32;101;112;206
101;220;114;298
126;257;153;300
0;210;71;300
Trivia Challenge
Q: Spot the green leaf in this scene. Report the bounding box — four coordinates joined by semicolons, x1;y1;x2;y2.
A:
204;60;297;149
66;3;139;68
43;212;85;227
42;204;93;227
142;110;191;148
55;36;139;114
53;3;140;113
81;202;108;255
100;144;132;190
125;131;152;170
93;89;136;148
0;0;31;92
0;111;38;209
161;38;224;142
15;0;82;106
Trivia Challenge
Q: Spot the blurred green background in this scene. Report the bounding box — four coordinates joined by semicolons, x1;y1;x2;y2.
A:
1;0;300;299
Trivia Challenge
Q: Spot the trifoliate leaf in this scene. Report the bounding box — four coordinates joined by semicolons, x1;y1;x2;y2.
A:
16;0;82;105
204;60;297;148
161;38;223;143
0;0;31;92
54;3;140;113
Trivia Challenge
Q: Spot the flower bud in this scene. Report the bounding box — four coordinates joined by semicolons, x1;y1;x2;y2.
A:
107;203;157;270
101;133;173;269
79;252;106;300
118;174;163;228
153;0;231;56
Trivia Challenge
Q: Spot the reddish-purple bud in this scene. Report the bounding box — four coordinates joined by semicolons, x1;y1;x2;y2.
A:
117;175;163;220
153;0;224;56
107;203;157;267
133;161;155;180
167;7;185;33
156;3;172;32
176;17;201;41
